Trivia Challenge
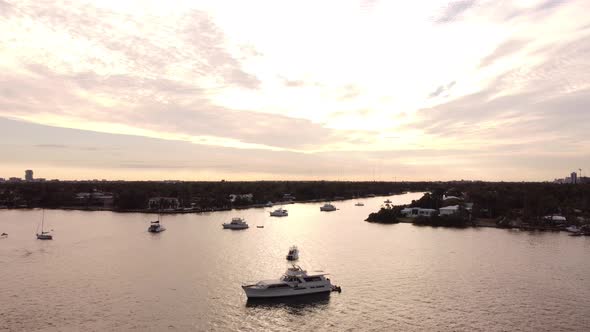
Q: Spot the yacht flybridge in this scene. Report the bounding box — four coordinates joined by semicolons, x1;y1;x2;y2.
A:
320;203;337;212
270;208;288;217
223;217;249;229
242;265;341;298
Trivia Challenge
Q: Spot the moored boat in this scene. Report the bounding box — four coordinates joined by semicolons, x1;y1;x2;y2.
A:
242;265;340;298
286;246;299;261
355;202;364;206
36;210;53;240
320;203;337;212
270;208;288;217
223;217;249;229
148;219;166;233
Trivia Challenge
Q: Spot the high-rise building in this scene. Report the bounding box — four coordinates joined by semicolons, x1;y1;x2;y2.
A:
571;171;577;184
25;169;33;181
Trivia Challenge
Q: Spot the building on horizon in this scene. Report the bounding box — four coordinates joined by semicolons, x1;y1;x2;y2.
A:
25;170;33;181
571;172;577;184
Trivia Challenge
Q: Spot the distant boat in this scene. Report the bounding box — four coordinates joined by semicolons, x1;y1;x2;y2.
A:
270;208;288;217
0;232;7;239
264;201;274;207
286;246;299;261
148;214;166;233
223;217;249;229
257;225;264;228
320;203;337;212
355;202;364;206
384;199;392;204
36;210;53;240
566;225;580;233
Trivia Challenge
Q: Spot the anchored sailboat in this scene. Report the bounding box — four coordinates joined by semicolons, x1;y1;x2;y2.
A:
36;210;53;240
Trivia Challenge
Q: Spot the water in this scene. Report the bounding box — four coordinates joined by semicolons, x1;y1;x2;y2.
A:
1;192;589;331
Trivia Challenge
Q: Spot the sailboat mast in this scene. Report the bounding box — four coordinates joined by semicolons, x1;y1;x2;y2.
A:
41;209;45;232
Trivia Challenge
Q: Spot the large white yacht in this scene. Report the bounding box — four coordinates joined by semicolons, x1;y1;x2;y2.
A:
270;208;288;217
223;217;249;229
320;203;337;212
286;246;299;261
242;265;340;298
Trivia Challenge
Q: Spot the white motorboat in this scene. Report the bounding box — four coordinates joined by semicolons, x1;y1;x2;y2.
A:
286;246;299;261
223;217;249;229
355;202;364;206
36;209;53;240
320;203;337;212
264;201;274;207
148;219;166;233
566;225;580;233
270;208;288;217
242;265;340;298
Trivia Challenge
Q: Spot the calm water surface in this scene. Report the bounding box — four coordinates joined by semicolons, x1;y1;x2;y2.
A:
1;192;590;331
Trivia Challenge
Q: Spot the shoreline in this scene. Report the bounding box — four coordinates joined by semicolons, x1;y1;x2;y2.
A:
0;193;403;215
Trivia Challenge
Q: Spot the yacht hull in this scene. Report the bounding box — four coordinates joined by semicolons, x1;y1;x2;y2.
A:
242;286;331;298
223;225;249;229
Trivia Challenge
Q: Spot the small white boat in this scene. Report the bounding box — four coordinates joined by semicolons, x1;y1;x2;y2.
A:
270;208;288;217
242;265;340;299
566;225;580;233
148;220;166;233
223;217;249;229
320;203;337;212
286;246;299;261
36;210;53;240
355;202;364;206
384;199;392;204
264;201;274;207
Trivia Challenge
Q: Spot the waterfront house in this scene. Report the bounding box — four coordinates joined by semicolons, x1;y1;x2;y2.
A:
543;215;567;223
229;194;253;203
439;205;460;216
148;197;180;210
401;208;438;218
75;191;114;208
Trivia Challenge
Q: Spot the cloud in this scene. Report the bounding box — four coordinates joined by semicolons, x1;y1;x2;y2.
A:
1;2;259;89
433;0;477;24
479;39;529;68
283;79;306;87
0;63;348;150
429;81;456;98
0;0;12;15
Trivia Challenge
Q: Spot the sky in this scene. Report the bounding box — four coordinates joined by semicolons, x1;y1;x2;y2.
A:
0;0;589;181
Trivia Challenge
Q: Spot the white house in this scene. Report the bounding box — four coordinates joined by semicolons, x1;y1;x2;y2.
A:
148;197;180;210
401;207;438;217
543;215;567;223
439;205;460;216
229;194;253;203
